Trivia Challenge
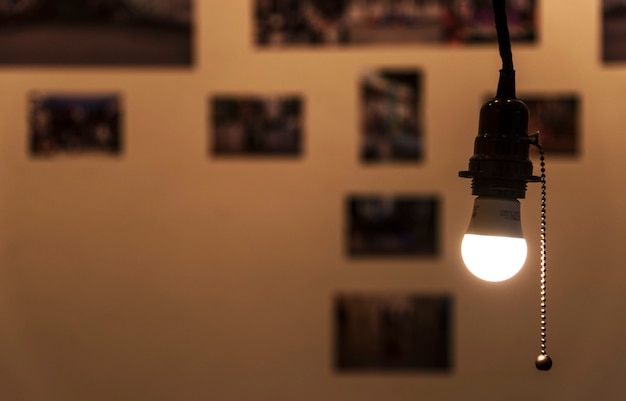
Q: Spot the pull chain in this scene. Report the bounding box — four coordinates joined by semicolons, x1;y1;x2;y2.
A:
535;145;552;371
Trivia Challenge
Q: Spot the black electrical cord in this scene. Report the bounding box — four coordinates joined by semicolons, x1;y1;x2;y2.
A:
493;0;516;98
493;0;514;71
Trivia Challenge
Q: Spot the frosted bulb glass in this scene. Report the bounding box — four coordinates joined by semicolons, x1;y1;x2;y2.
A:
462;234;527;282
461;197;528;282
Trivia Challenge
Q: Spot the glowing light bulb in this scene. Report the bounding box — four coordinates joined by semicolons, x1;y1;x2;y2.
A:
461;197;527;282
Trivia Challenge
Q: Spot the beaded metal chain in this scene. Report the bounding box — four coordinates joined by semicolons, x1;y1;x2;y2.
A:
535;144;552;371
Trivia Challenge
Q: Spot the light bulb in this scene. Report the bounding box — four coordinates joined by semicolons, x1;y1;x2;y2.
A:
461;197;527;282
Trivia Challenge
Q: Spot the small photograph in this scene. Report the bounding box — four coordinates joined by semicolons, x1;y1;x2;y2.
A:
360;69;422;163
523;94;580;156
29;93;122;157
347;195;439;257
0;0;193;66
211;95;303;157
335;293;452;371
602;0;626;62
253;0;537;47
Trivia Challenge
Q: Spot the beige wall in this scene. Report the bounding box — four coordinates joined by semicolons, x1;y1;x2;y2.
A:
1;1;626;400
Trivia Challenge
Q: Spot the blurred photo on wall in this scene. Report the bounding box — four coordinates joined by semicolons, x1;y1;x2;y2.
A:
602;0;626;62
523;94;580;156
335;293;452;371
0;0;193;65
253;0;537;47
29;92;122;157
360;69;422;163
347;195;439;257
211;95;303;157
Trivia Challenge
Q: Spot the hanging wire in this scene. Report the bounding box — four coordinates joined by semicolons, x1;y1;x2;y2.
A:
492;0;516;99
493;0;514;71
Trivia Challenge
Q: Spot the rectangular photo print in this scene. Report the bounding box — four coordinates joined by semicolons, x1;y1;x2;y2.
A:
360;69;423;163
254;0;537;47
29;92;122;157
0;0;193;66
523;94;580;156
602;0;626;63
346;195;439;257
334;293;452;372
210;95;303;157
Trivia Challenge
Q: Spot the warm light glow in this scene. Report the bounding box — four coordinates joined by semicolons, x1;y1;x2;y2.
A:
462;234;527;282
460;197;528;281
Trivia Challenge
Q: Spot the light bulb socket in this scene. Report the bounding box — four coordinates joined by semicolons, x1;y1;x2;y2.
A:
459;95;540;199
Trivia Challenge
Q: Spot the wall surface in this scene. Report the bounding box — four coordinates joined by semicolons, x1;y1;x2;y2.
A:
1;1;626;400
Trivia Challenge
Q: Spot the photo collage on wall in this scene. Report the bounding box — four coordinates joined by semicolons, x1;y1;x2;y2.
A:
10;0;605;377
